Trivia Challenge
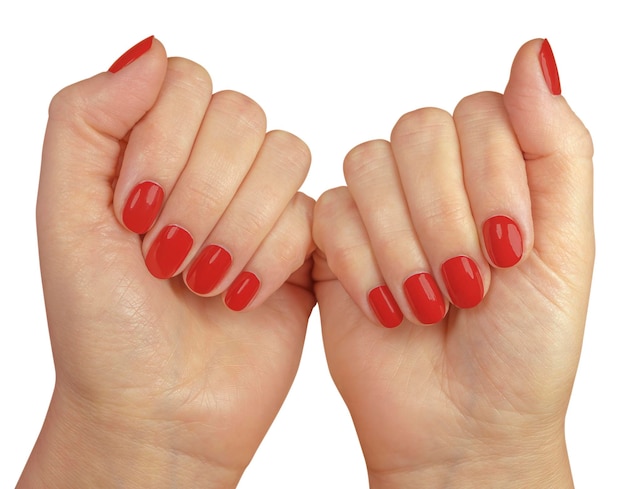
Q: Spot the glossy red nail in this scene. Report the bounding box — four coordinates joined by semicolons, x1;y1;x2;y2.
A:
109;36;154;73
145;225;193;279
186;245;233;295
122;181;164;234
403;273;446;325
225;272;260;311
368;285;403;328
483;215;523;268
539;39;561;95
441;256;484;309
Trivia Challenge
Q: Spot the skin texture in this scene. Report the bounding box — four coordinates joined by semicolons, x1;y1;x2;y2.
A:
313;39;593;487
19;39;315;488
18;38;593;488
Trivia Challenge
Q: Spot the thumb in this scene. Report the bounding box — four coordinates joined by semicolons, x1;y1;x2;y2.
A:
38;36;168;235
503;39;594;276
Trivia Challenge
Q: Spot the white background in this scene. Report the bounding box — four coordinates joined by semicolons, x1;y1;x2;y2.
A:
1;1;624;487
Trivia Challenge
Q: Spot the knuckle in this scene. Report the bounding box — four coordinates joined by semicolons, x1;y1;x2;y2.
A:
328;241;371;277
183;178;225;215
265;130;312;178
48;84;88;123
313;187;351;251
269;199;313;270
343;139;391;184
211;90;267;135
377;232;415;265
420;194;469;226
291;192;315;226
275;228;307;269
166;57;213;98
391;107;453;145
453;91;501;119
233;203;272;244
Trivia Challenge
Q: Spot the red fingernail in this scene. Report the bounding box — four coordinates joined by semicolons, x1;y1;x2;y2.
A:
368;285;403;328
109;36;154;73
225;272;260;311
186;245;233;295
539;39;561;95
403;273;446;325
122;181;164;234
483;215;523;268
441;256;484;309
145;225;193;279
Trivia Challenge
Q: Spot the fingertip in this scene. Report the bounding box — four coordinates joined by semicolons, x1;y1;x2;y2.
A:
539;39;561;96
506;38;561;96
368;285;404;328
224;271;261;312
503;38;592;160
108;36;167;74
482;215;525;269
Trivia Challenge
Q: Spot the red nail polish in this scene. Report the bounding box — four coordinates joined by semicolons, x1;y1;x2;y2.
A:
186;245;233;295
109;36;154;73
145;225;193;279
483;215;523;268
539;39;561;95
225;272;260;311
403;273;446;325
441;256;484;309
368;285;403;328
122;181;164;234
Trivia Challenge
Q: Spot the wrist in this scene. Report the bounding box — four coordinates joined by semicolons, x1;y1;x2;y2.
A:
17;386;242;489
367;432;573;489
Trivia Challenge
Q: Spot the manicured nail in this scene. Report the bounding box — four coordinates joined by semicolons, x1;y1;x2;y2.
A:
225;272;260;311
441;256;484;309
403;273;446;325
483;215;523;268
109;36;154;73
145;225;193;279
122;181;164;234
539;39;561;95
368;285;403;328
186;245;233;295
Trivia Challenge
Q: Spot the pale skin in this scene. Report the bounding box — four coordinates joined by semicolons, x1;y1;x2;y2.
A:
18;38;593;488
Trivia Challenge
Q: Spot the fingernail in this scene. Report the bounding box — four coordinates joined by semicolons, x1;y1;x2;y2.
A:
368;285;403;328
109;35;154;73
122;181;164;234
403;273;446;325
145;225;193;279
483;215;523;268
186;245;233;295
225;272;260;311
539;39;561;95
441;256;484;309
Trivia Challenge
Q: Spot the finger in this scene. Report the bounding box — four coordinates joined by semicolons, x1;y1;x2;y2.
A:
184;130;311;296
141;90;267;279
223;192;314;311
453;92;532;268
342;140;447;325
113;57;213;234
39;37;167;234
313;186;404;328
503;39;594;277
390;108;491;309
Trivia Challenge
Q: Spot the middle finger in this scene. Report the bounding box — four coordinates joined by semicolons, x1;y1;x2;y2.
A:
390;107;491;309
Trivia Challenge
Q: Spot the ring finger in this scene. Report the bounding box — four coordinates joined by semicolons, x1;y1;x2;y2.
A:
343;140;448;325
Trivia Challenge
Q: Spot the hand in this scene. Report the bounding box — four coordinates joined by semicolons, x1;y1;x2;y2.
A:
19;37;315;488
314;39;593;487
